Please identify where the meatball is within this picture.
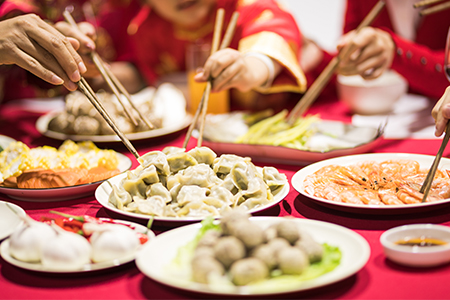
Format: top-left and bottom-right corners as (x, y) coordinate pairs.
(251, 243), (277, 270)
(275, 220), (300, 245)
(278, 246), (309, 275)
(229, 220), (264, 250)
(220, 210), (251, 235)
(73, 115), (100, 135)
(191, 256), (225, 284)
(213, 236), (246, 268)
(267, 237), (290, 257)
(229, 257), (269, 286)
(295, 231), (324, 263)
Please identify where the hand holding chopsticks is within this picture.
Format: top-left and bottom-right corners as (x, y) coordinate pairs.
(286, 0), (386, 125)
(62, 10), (154, 130)
(183, 10), (239, 149)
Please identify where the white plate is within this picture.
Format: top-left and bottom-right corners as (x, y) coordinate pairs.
(0, 153), (132, 202)
(0, 201), (26, 241)
(36, 111), (192, 143)
(95, 173), (289, 223)
(201, 120), (383, 165)
(0, 219), (155, 273)
(292, 153), (450, 214)
(135, 217), (370, 296)
(0, 135), (16, 151)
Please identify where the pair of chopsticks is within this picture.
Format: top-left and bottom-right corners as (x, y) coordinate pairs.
(63, 10), (154, 130)
(286, 0), (386, 125)
(183, 9), (240, 149)
(414, 0), (450, 16)
(77, 78), (140, 159)
(420, 124), (450, 202)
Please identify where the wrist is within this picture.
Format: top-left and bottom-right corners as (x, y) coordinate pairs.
(243, 52), (275, 88)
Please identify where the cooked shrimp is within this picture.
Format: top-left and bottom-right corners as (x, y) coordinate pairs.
(378, 189), (405, 205)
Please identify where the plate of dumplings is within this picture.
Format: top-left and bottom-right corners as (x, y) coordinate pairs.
(95, 146), (290, 223)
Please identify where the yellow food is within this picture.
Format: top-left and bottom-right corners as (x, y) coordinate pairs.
(235, 110), (320, 149)
(0, 140), (119, 185)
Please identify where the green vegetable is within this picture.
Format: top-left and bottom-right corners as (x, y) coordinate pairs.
(235, 110), (320, 150)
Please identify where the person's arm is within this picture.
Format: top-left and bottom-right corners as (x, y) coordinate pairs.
(0, 14), (86, 91)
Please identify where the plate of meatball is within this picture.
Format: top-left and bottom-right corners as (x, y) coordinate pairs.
(135, 212), (370, 295)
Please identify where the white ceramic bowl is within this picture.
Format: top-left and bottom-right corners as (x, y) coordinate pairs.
(337, 70), (408, 115)
(380, 224), (450, 267)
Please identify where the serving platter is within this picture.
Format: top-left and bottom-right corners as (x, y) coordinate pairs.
(200, 117), (384, 165)
(292, 153), (450, 214)
(0, 153), (132, 202)
(95, 172), (289, 223)
(36, 111), (192, 143)
(0, 201), (26, 241)
(0, 219), (155, 273)
(135, 217), (370, 296)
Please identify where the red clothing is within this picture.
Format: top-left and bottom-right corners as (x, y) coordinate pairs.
(98, 0), (306, 94)
(344, 0), (450, 99)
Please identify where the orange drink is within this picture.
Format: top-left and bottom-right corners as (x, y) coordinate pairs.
(187, 70), (229, 115)
(186, 42), (229, 115)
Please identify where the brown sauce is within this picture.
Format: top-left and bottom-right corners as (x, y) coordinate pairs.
(395, 237), (448, 247)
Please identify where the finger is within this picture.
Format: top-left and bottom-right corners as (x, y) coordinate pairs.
(212, 62), (242, 92)
(12, 47), (78, 91)
(29, 22), (86, 81)
(203, 49), (239, 79)
(54, 21), (96, 53)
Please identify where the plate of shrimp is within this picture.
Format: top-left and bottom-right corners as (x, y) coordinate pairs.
(291, 153), (450, 214)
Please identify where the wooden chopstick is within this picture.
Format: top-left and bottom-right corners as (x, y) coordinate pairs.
(77, 78), (140, 159)
(63, 10), (154, 129)
(286, 0), (386, 125)
(419, 0), (450, 15)
(420, 122), (450, 202)
(413, 0), (446, 8)
(183, 10), (239, 149)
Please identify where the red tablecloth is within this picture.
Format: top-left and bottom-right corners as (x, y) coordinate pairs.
(1, 98), (450, 300)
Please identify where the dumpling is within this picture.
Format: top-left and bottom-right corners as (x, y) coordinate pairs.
(176, 185), (209, 205)
(207, 185), (234, 206)
(138, 151), (170, 175)
(213, 154), (251, 176)
(262, 166), (287, 192)
(166, 152), (198, 173)
(177, 164), (222, 188)
(137, 165), (160, 185)
(230, 161), (257, 191)
(134, 196), (166, 216)
(146, 182), (171, 203)
(122, 171), (147, 197)
(187, 147), (217, 166)
(176, 200), (220, 217)
(162, 146), (185, 156)
(109, 184), (132, 210)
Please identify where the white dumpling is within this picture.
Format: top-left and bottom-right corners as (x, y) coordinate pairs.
(162, 146), (185, 156)
(262, 166), (287, 192)
(109, 184), (132, 210)
(176, 185), (209, 205)
(138, 151), (170, 175)
(122, 171), (147, 197)
(89, 224), (140, 263)
(187, 147), (217, 166)
(135, 196), (166, 216)
(176, 200), (220, 217)
(166, 152), (198, 173)
(213, 154), (251, 175)
(9, 222), (57, 263)
(41, 230), (91, 270)
(137, 165), (160, 185)
(146, 182), (171, 203)
(178, 164), (222, 188)
(207, 185), (234, 206)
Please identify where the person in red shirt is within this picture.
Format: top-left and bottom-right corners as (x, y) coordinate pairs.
(336, 0), (450, 100)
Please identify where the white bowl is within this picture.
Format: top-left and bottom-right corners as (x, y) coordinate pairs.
(380, 224), (450, 267)
(337, 70), (408, 115)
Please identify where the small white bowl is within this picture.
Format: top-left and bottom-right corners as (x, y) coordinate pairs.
(380, 224), (450, 267)
(337, 70), (408, 115)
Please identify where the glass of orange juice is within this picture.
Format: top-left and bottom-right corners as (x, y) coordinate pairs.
(186, 42), (229, 115)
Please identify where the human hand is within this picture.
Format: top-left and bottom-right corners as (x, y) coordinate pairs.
(432, 86), (450, 137)
(336, 27), (395, 80)
(0, 14), (87, 91)
(54, 21), (100, 78)
(194, 48), (280, 92)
